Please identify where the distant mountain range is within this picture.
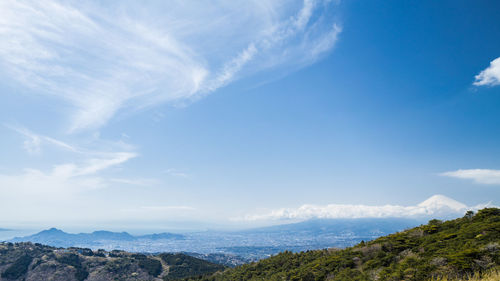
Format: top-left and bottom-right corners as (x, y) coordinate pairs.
(245, 217), (421, 235)
(10, 228), (184, 248)
(8, 218), (423, 261)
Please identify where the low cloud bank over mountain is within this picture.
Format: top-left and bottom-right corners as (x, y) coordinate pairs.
(241, 195), (492, 221)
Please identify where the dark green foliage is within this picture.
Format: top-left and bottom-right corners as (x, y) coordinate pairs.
(104, 257), (133, 274)
(56, 253), (89, 281)
(109, 250), (126, 257)
(1, 254), (33, 279)
(464, 210), (474, 220)
(132, 253), (163, 277)
(186, 208), (500, 281)
(80, 248), (94, 256)
(56, 253), (80, 267)
(94, 249), (106, 257)
(160, 253), (225, 280)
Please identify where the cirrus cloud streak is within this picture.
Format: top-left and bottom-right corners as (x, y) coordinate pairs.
(441, 169), (500, 185)
(0, 0), (341, 132)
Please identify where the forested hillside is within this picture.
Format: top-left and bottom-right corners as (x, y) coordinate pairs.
(187, 208), (500, 281)
(0, 243), (224, 281)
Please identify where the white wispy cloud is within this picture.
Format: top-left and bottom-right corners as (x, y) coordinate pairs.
(1, 127), (138, 192)
(441, 169), (500, 185)
(474, 57), (500, 86)
(5, 125), (78, 154)
(164, 168), (190, 178)
(0, 127), (144, 222)
(6, 124), (135, 158)
(140, 206), (196, 211)
(238, 195), (491, 221)
(0, 0), (341, 131)
(0, 152), (137, 193)
(117, 206), (197, 221)
(109, 178), (159, 186)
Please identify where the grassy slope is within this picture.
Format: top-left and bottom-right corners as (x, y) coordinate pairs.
(430, 268), (499, 281)
(187, 208), (500, 281)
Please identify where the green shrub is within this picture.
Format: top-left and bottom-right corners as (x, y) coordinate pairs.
(57, 253), (89, 281)
(134, 255), (162, 277)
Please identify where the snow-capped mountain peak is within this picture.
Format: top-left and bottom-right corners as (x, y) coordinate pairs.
(418, 194), (467, 211)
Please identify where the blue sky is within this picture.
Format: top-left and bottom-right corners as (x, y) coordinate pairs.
(0, 0), (499, 230)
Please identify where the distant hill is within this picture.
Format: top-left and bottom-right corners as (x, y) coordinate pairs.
(0, 243), (224, 281)
(243, 217), (421, 236)
(10, 228), (184, 248)
(8, 218), (421, 261)
(186, 208), (500, 281)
